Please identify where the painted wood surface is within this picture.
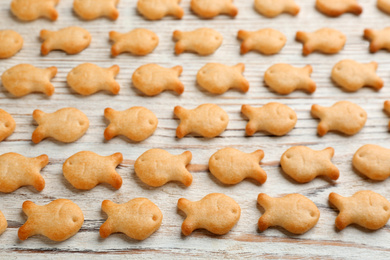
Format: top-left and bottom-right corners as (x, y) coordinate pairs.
(1, 0), (390, 259)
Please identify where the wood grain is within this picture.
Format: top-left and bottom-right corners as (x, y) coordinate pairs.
(1, 0), (390, 259)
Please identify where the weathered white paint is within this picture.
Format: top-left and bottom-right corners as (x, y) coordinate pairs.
(0, 0), (390, 259)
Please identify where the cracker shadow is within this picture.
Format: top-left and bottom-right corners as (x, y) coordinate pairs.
(7, 10), (32, 23)
(14, 235), (68, 245)
(206, 169), (262, 188)
(135, 6), (182, 21)
(262, 78), (314, 96)
(278, 167), (337, 185)
(351, 164), (386, 183)
(383, 104), (390, 123)
(172, 112), (229, 142)
(96, 207), (146, 244)
(330, 76), (380, 93)
(327, 199), (379, 234)
(239, 109), (281, 138)
(30, 135), (87, 146)
(176, 206), (227, 240)
(130, 82), (182, 97)
(61, 170), (120, 193)
(101, 115), (153, 145)
(64, 84), (119, 97)
(256, 201), (306, 237)
(310, 115), (356, 138)
(131, 168), (189, 190)
(0, 84), (53, 100)
(15, 212), (72, 246)
(194, 80), (248, 97)
(71, 9), (118, 22)
(97, 232), (146, 244)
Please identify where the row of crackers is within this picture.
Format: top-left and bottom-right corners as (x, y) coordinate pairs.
(0, 60), (384, 97)
(8, 0), (390, 21)
(2, 26), (390, 58)
(0, 191), (388, 241)
(0, 142), (388, 191)
(0, 101), (389, 142)
(0, 147), (389, 240)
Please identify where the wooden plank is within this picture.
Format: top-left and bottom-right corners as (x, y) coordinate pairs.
(0, 0), (390, 258)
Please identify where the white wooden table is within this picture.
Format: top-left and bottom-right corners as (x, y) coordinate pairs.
(1, 0), (390, 259)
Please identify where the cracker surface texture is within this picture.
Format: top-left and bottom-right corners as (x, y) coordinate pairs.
(132, 64), (184, 96)
(197, 63), (249, 94)
(329, 191), (390, 230)
(296, 28), (346, 55)
(332, 60), (383, 92)
(385, 100), (390, 129)
(378, 0), (390, 14)
(137, 0), (184, 20)
(173, 28), (223, 55)
(316, 0), (362, 17)
(18, 199), (84, 241)
(104, 107), (158, 142)
(209, 148), (267, 184)
(174, 104), (229, 138)
(0, 109), (16, 142)
(63, 151), (123, 190)
(0, 210), (7, 235)
(364, 27), (390, 53)
(109, 29), (159, 56)
(74, 0), (119, 20)
(191, 0), (238, 18)
(100, 198), (163, 240)
(264, 64), (316, 94)
(2, 64), (57, 97)
(281, 146), (339, 183)
(0, 153), (48, 193)
(11, 0), (59, 21)
(67, 63), (120, 95)
(311, 101), (367, 136)
(40, 26), (91, 55)
(0, 30), (23, 59)
(254, 0), (300, 17)
(32, 107), (89, 143)
(178, 193), (241, 235)
(353, 144), (390, 181)
(257, 193), (320, 234)
(241, 103), (297, 136)
(135, 149), (192, 187)
(238, 29), (286, 55)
